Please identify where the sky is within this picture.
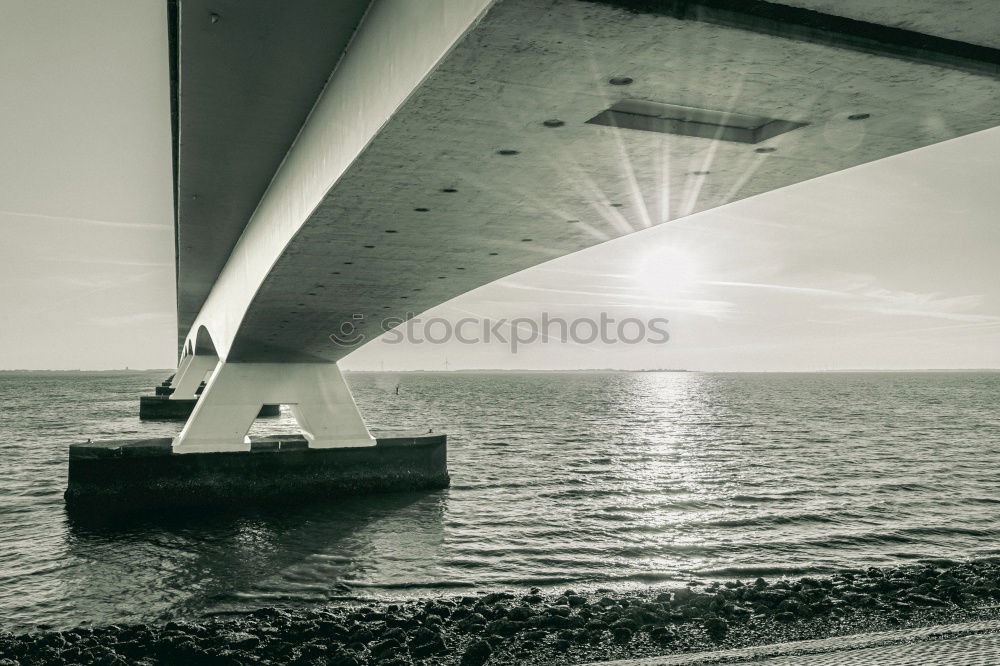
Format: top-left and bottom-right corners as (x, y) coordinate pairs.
(1, 1), (997, 371)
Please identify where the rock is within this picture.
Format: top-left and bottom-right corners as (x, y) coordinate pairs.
(682, 605), (704, 619)
(327, 648), (362, 666)
(507, 606), (533, 622)
(610, 619), (637, 631)
(425, 602), (451, 618)
(841, 592), (873, 608)
(546, 605), (571, 618)
(300, 641), (329, 658)
(409, 634), (446, 658)
(482, 592), (515, 604)
(382, 658), (413, 666)
(460, 639), (492, 666)
(704, 617), (728, 642)
(611, 626), (632, 644)
(371, 638), (402, 657)
(316, 621), (349, 638)
(535, 614), (582, 630)
(649, 626), (678, 644)
(907, 593), (951, 607)
(348, 627), (375, 643)
(222, 631), (259, 649)
(384, 627), (408, 644)
(485, 619), (524, 637)
(553, 638), (571, 651)
(84, 646), (129, 666)
(458, 613), (487, 630)
(473, 604), (496, 620)
(567, 595), (587, 607)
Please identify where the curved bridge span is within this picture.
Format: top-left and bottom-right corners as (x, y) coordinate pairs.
(164, 0), (1000, 452)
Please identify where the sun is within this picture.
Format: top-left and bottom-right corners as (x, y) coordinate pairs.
(633, 241), (704, 299)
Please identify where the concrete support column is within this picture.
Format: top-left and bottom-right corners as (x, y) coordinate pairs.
(172, 362), (374, 454)
(169, 353), (219, 400)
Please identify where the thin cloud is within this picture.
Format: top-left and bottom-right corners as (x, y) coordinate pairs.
(708, 280), (854, 298)
(708, 279), (996, 323)
(90, 311), (173, 326)
(0, 209), (170, 231)
(41, 257), (172, 267)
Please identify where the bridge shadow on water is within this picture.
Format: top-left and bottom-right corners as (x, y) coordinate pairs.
(60, 489), (448, 626)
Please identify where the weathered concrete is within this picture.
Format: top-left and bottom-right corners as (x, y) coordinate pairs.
(64, 433), (448, 509)
(137, 394), (280, 421)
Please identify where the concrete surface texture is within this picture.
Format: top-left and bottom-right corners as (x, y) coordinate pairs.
(588, 618), (1000, 665)
(172, 0), (1000, 363)
(775, 0), (1000, 48)
(173, 0), (372, 344)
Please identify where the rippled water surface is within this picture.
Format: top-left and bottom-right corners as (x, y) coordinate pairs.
(1, 370), (999, 632)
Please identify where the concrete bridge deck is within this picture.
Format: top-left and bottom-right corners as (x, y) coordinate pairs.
(170, 0), (1000, 366)
(591, 618), (1000, 665)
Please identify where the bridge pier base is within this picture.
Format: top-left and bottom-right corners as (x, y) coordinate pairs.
(65, 433), (448, 511)
(172, 362), (375, 454)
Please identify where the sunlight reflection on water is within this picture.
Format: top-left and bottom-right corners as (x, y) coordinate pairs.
(1, 370), (999, 632)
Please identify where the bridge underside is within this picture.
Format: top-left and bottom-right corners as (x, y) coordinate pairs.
(155, 0), (1000, 457)
(223, 0), (1000, 363)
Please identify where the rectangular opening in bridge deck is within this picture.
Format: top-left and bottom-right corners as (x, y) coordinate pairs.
(586, 100), (808, 144)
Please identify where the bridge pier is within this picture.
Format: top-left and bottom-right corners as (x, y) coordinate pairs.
(169, 352), (218, 400)
(139, 354), (282, 421)
(71, 364), (439, 509)
(172, 362), (375, 454)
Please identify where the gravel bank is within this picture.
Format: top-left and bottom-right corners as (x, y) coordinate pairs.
(5, 558), (1000, 665)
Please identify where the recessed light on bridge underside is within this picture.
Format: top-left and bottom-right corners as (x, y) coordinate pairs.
(586, 100), (808, 144)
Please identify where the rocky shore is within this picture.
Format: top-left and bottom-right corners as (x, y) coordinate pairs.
(5, 558), (1000, 665)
